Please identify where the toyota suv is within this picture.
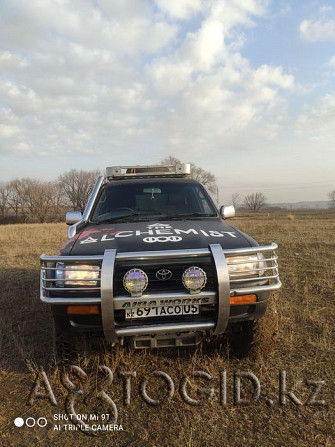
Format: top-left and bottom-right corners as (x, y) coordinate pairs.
(40, 164), (281, 357)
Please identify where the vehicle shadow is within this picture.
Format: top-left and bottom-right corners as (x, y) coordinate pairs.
(0, 268), (54, 373)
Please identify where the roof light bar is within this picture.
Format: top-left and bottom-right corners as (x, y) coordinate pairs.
(106, 164), (191, 179)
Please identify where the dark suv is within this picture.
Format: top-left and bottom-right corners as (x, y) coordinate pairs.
(41, 164), (281, 357)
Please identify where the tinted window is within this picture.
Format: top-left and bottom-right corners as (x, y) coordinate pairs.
(91, 181), (217, 222)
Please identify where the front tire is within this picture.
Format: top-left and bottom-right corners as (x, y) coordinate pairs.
(229, 320), (257, 358)
(52, 317), (78, 363)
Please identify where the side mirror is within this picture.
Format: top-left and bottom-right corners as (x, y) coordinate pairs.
(220, 205), (235, 219)
(66, 211), (83, 225)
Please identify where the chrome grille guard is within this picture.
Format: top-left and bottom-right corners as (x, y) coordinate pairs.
(40, 243), (281, 342)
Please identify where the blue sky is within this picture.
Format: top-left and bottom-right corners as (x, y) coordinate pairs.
(0, 0), (334, 203)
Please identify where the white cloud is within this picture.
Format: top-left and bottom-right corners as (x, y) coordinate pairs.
(154, 0), (204, 20)
(0, 51), (29, 69)
(0, 0), (295, 172)
(295, 94), (335, 138)
(147, 0), (273, 93)
(181, 19), (225, 71)
(208, 0), (269, 32)
(329, 55), (335, 67)
(299, 18), (335, 42)
(148, 56), (293, 163)
(0, 0), (177, 55)
(253, 65), (294, 89)
(147, 60), (193, 95)
(0, 80), (42, 116)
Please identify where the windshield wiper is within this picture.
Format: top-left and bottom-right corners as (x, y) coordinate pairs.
(167, 213), (217, 219)
(94, 211), (216, 224)
(94, 211), (162, 224)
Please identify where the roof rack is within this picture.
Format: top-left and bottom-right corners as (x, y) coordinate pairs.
(106, 164), (191, 179)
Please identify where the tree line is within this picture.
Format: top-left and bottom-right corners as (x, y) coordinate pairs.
(0, 170), (100, 223)
(0, 166), (269, 224)
(4, 160), (324, 224)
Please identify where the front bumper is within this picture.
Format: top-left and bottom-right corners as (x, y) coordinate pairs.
(41, 244), (281, 344)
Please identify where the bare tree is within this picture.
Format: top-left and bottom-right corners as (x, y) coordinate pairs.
(22, 179), (57, 222)
(329, 190), (335, 208)
(5, 178), (55, 221)
(244, 192), (267, 212)
(58, 169), (100, 210)
(160, 156), (217, 194)
(49, 181), (66, 216)
(0, 181), (10, 217)
(7, 179), (28, 218)
(230, 193), (240, 208)
(3, 177), (79, 222)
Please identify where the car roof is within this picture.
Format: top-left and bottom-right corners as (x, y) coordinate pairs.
(105, 177), (200, 186)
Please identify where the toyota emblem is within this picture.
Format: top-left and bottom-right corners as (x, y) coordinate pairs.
(155, 269), (173, 281)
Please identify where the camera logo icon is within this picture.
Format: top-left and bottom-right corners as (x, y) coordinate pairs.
(14, 417), (47, 428)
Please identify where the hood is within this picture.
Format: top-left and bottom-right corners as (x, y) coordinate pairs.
(63, 219), (258, 256)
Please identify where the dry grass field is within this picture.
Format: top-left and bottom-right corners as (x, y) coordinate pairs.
(0, 211), (334, 446)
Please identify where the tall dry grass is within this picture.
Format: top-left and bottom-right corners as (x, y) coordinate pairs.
(0, 212), (334, 446)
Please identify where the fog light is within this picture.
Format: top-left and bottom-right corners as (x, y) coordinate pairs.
(182, 266), (207, 294)
(123, 269), (148, 296)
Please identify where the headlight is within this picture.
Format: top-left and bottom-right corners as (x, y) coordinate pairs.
(182, 266), (207, 294)
(55, 263), (100, 286)
(123, 269), (148, 296)
(227, 254), (265, 278)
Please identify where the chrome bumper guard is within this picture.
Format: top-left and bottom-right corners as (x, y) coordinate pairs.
(40, 243), (281, 343)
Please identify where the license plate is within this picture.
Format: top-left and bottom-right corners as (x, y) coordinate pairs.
(125, 304), (199, 319)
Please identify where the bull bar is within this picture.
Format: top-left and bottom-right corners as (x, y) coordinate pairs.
(41, 243), (281, 344)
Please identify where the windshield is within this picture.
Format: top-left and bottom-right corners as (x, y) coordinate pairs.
(91, 181), (218, 223)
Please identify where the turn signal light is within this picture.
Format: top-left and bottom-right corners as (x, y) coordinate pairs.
(67, 305), (100, 315)
(229, 295), (257, 305)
